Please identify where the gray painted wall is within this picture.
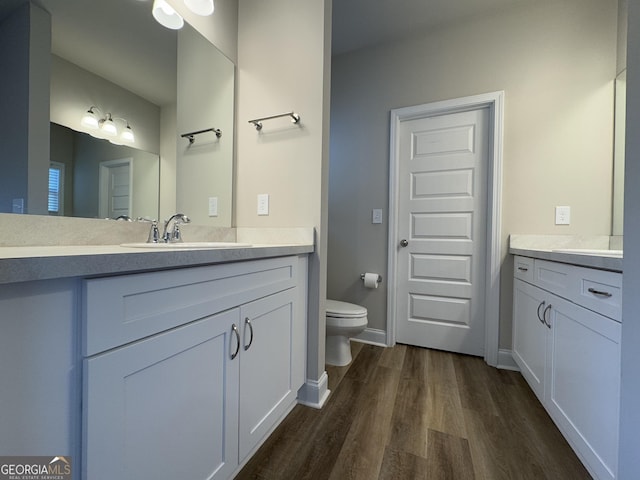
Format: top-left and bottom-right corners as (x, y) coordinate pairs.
(328, 0), (618, 349)
(0, 3), (50, 215)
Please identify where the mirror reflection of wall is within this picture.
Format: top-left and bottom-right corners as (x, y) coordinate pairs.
(612, 69), (626, 236)
(50, 123), (160, 220)
(0, 0), (236, 227)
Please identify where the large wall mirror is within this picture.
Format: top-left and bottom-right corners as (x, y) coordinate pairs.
(0, 0), (234, 225)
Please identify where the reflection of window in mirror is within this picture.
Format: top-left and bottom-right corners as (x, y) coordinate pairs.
(48, 162), (65, 216)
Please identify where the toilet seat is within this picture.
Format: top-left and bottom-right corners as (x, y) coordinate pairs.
(326, 300), (367, 318)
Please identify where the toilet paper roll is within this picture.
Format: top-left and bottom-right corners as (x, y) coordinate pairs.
(363, 272), (380, 289)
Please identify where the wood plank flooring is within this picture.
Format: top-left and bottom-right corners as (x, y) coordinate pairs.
(236, 343), (591, 480)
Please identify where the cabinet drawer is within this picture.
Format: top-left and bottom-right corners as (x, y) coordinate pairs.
(575, 268), (622, 322)
(532, 259), (622, 322)
(514, 256), (534, 283)
(83, 256), (298, 356)
(534, 259), (572, 299)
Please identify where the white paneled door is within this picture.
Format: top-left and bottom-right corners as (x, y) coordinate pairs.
(396, 108), (489, 356)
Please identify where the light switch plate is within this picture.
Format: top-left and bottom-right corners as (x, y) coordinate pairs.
(208, 197), (218, 217)
(372, 209), (383, 224)
(257, 194), (269, 216)
(555, 206), (571, 225)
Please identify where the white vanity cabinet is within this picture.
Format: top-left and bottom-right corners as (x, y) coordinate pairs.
(82, 256), (307, 480)
(512, 256), (621, 480)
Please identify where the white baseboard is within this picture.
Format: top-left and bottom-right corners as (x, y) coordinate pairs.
(297, 371), (330, 409)
(497, 349), (519, 371)
(351, 327), (388, 347)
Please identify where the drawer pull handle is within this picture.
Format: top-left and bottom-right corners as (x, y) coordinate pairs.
(244, 317), (254, 351)
(588, 288), (613, 298)
(231, 324), (241, 360)
(518, 266), (529, 272)
(542, 304), (552, 329)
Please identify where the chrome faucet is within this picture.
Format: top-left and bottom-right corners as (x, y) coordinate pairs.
(162, 213), (190, 243)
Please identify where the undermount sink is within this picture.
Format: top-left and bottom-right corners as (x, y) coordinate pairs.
(552, 248), (623, 257)
(121, 242), (252, 249)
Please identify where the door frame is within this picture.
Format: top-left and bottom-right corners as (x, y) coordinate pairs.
(98, 157), (133, 219)
(387, 91), (504, 366)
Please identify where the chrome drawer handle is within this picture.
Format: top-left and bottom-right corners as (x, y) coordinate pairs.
(231, 324), (241, 360)
(244, 317), (254, 351)
(588, 288), (613, 298)
(517, 266), (529, 272)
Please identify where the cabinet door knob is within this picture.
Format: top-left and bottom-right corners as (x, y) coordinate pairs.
(400, 239), (409, 247)
(231, 324), (241, 360)
(244, 317), (254, 351)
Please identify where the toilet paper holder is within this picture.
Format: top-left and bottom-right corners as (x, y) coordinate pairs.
(360, 273), (382, 283)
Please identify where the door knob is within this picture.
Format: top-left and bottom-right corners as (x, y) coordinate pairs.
(400, 239), (409, 247)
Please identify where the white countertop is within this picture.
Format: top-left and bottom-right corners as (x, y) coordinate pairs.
(0, 243), (314, 285)
(509, 234), (622, 272)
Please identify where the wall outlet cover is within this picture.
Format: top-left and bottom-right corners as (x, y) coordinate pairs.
(555, 206), (571, 225)
(257, 194), (269, 216)
(208, 197), (218, 217)
(372, 209), (383, 224)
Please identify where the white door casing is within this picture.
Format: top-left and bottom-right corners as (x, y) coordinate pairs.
(99, 158), (132, 219)
(388, 92), (504, 365)
(395, 108), (489, 356)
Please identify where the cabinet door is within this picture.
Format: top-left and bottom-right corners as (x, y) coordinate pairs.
(83, 309), (240, 480)
(546, 295), (621, 480)
(238, 288), (299, 461)
(512, 279), (548, 402)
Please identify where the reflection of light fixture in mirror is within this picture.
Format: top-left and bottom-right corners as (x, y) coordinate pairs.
(100, 113), (118, 136)
(80, 107), (135, 143)
(81, 107), (100, 129)
(152, 0), (184, 30)
(121, 122), (135, 143)
(184, 0), (214, 16)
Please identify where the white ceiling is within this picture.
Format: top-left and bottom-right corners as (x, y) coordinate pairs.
(0, 0), (532, 102)
(331, 0), (527, 55)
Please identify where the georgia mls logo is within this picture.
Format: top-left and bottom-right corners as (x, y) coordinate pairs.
(0, 456), (72, 480)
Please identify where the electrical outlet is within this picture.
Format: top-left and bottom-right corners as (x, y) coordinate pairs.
(208, 197), (218, 217)
(555, 206), (571, 225)
(372, 209), (383, 224)
(257, 194), (269, 216)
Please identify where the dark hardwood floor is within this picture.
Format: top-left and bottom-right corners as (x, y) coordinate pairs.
(236, 343), (591, 480)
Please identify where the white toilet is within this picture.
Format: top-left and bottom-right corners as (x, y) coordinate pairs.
(325, 299), (368, 366)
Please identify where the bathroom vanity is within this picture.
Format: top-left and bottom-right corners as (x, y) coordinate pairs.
(0, 241), (313, 480)
(510, 240), (622, 480)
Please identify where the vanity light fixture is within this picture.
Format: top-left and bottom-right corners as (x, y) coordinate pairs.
(81, 107), (100, 129)
(121, 122), (135, 143)
(152, 0), (184, 30)
(80, 106), (136, 143)
(100, 113), (118, 136)
(151, 0), (215, 30)
(184, 0), (214, 16)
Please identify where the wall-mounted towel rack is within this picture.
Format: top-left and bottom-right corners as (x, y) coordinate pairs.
(248, 112), (301, 131)
(181, 127), (222, 144)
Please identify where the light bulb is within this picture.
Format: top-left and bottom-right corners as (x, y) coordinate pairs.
(81, 108), (99, 129)
(184, 0), (214, 16)
(153, 0), (184, 30)
(100, 115), (118, 136)
(121, 124), (135, 143)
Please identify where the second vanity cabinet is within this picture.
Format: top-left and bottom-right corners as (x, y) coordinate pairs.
(82, 256), (307, 480)
(512, 255), (621, 480)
